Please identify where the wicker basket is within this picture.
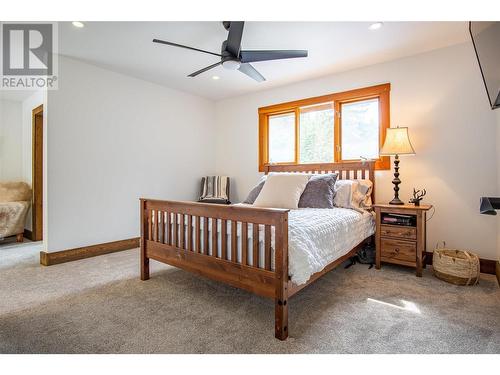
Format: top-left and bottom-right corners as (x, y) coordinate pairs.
(432, 244), (480, 286)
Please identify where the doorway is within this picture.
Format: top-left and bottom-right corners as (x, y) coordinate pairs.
(31, 105), (43, 241)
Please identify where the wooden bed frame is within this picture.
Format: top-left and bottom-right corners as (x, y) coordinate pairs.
(140, 161), (375, 340)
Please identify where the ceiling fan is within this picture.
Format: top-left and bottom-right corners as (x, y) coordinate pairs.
(152, 21), (308, 82)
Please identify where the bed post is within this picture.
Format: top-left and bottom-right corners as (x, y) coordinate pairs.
(274, 212), (289, 340)
(140, 199), (150, 281)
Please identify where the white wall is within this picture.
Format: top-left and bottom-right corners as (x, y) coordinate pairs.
(215, 42), (499, 260)
(46, 56), (216, 252)
(0, 99), (23, 181)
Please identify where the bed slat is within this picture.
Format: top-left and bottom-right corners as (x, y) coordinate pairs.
(172, 213), (178, 248)
(211, 218), (218, 257)
(179, 214), (185, 249)
(241, 222), (248, 265)
(195, 216), (200, 253)
(152, 210), (158, 242)
(148, 210), (152, 241)
(159, 211), (165, 243)
(221, 219), (227, 260)
(165, 212), (171, 245)
(252, 223), (259, 268)
(231, 220), (237, 262)
(187, 215), (192, 251)
(265, 225), (271, 270)
(203, 217), (209, 255)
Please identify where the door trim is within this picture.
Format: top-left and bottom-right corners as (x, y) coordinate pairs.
(31, 104), (43, 241)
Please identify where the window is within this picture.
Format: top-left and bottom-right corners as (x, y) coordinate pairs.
(258, 84), (390, 171)
(299, 103), (334, 163)
(340, 98), (380, 160)
(268, 112), (295, 163)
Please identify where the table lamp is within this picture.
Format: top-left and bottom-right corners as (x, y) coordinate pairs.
(380, 126), (415, 205)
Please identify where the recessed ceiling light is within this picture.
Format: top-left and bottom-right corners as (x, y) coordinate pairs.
(72, 21), (85, 28)
(212, 76), (220, 80)
(368, 22), (384, 31)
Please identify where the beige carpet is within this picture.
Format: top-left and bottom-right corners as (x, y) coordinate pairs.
(0, 244), (499, 353)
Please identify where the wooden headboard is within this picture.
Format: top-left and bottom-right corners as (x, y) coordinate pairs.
(263, 161), (376, 202)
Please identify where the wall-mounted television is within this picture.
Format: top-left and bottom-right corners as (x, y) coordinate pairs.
(469, 22), (500, 110)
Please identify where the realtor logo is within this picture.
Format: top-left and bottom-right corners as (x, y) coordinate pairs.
(3, 23), (53, 75)
(1, 22), (58, 89)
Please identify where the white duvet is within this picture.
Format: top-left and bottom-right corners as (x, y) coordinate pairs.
(169, 207), (375, 285)
(286, 208), (375, 285)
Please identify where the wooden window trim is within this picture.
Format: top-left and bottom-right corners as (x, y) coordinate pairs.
(258, 83), (391, 172)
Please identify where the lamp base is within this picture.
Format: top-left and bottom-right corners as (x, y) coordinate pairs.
(389, 197), (405, 205)
(389, 154), (404, 205)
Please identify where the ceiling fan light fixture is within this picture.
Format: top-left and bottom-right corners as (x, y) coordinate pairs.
(222, 59), (241, 70)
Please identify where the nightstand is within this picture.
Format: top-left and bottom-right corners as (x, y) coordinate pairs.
(373, 203), (432, 277)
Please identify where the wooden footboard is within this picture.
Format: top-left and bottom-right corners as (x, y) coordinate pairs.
(140, 199), (291, 340)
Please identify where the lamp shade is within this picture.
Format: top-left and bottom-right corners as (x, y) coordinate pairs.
(380, 127), (415, 156)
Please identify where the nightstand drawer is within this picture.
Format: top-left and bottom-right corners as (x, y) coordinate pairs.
(380, 238), (416, 262)
(380, 225), (416, 240)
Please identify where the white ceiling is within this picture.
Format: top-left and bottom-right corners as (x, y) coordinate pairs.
(58, 22), (469, 100)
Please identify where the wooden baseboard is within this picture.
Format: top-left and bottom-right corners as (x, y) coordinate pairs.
(496, 261), (500, 287)
(424, 251), (497, 275)
(23, 229), (33, 241)
(40, 237), (140, 266)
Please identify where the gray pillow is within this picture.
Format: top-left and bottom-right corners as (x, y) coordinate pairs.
(298, 173), (338, 208)
(242, 178), (266, 204)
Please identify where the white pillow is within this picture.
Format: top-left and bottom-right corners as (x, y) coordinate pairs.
(357, 179), (373, 208)
(333, 179), (373, 212)
(333, 180), (358, 210)
(253, 173), (311, 209)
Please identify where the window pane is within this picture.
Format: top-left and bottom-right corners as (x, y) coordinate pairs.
(268, 112), (295, 163)
(341, 98), (379, 160)
(299, 103), (334, 163)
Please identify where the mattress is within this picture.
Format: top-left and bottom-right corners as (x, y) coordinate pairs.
(167, 207), (375, 285)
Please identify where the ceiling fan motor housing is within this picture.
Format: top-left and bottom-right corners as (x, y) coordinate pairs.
(220, 40), (241, 69)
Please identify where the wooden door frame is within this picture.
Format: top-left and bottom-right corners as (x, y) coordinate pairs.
(31, 105), (43, 241)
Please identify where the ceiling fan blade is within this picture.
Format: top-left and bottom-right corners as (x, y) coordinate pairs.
(153, 39), (221, 57)
(226, 21), (244, 56)
(238, 63), (266, 82)
(188, 61), (222, 77)
(240, 50), (308, 63)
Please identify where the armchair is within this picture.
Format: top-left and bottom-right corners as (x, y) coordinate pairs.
(0, 182), (32, 242)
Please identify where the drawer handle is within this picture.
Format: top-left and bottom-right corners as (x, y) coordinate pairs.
(395, 248), (400, 253)
(381, 229), (414, 236)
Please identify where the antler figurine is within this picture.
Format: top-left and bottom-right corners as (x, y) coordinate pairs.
(409, 188), (426, 206)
